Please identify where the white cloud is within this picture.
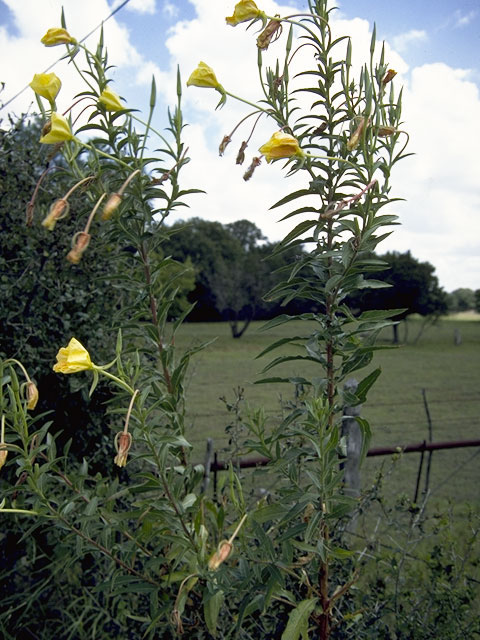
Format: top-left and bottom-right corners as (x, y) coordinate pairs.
(112, 0), (156, 14)
(453, 9), (477, 28)
(392, 29), (428, 53)
(162, 1), (179, 19)
(1, 0), (479, 291)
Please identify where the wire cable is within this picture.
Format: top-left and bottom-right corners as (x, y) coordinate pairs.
(0, 0), (131, 113)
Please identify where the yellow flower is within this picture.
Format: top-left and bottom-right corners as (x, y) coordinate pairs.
(39, 112), (74, 144)
(382, 69), (397, 85)
(41, 27), (76, 47)
(258, 131), (303, 162)
(26, 382), (39, 410)
(30, 73), (61, 105)
(53, 338), (95, 374)
(187, 62), (222, 89)
(98, 88), (124, 112)
(226, 0), (263, 26)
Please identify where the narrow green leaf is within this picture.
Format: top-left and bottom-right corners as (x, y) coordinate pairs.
(204, 590), (224, 638)
(281, 598), (317, 640)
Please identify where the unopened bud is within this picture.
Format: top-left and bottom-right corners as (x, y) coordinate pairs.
(382, 69), (397, 85)
(377, 126), (397, 137)
(236, 141), (248, 165)
(219, 135), (231, 156)
(42, 198), (69, 230)
(102, 193), (122, 220)
(208, 540), (233, 570)
(26, 381), (39, 410)
(114, 431), (133, 467)
(66, 231), (91, 264)
(243, 156), (261, 181)
(347, 117), (367, 151)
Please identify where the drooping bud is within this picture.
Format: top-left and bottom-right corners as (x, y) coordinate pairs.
(41, 198), (69, 231)
(26, 381), (39, 410)
(236, 141), (248, 165)
(243, 156), (261, 181)
(219, 135), (232, 156)
(101, 193), (122, 220)
(208, 540), (233, 570)
(114, 432), (133, 467)
(66, 232), (91, 264)
(0, 417), (7, 472)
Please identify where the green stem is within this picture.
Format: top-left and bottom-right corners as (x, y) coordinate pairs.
(94, 367), (135, 395)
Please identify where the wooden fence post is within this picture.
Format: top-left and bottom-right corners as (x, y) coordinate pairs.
(202, 437), (213, 493)
(341, 378), (362, 499)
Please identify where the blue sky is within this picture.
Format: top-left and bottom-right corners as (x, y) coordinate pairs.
(0, 0), (479, 291)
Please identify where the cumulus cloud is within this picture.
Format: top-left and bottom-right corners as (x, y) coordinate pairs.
(392, 29), (428, 52)
(1, 0), (479, 290)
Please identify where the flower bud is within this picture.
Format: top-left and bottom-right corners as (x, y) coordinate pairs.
(114, 432), (133, 467)
(208, 540), (233, 570)
(26, 382), (39, 410)
(66, 232), (91, 264)
(377, 126), (397, 137)
(41, 198), (69, 231)
(382, 69), (397, 85)
(347, 117), (367, 151)
(236, 141), (248, 165)
(0, 447), (7, 471)
(243, 156), (261, 181)
(98, 88), (124, 112)
(41, 27), (76, 47)
(101, 193), (122, 220)
(219, 135), (231, 156)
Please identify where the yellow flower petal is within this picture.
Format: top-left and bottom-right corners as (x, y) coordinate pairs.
(187, 62), (221, 89)
(258, 131), (303, 162)
(98, 88), (124, 112)
(53, 338), (95, 374)
(30, 73), (62, 104)
(40, 112), (74, 145)
(41, 27), (75, 47)
(226, 0), (262, 26)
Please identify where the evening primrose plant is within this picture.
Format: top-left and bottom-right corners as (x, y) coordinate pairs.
(1, 2), (410, 639)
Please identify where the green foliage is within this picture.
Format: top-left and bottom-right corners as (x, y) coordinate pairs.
(1, 4), (477, 640)
(447, 287), (476, 312)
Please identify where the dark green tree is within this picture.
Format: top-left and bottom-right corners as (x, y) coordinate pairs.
(447, 288), (475, 312)
(475, 289), (480, 313)
(348, 251), (448, 343)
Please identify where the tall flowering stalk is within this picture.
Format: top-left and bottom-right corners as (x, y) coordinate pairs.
(0, 3), (410, 639)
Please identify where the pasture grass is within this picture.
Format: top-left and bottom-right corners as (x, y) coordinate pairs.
(175, 317), (480, 506)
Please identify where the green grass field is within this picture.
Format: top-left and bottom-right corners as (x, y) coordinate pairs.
(175, 317), (480, 506)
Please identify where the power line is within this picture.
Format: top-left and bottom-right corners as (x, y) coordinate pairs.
(0, 0), (131, 114)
